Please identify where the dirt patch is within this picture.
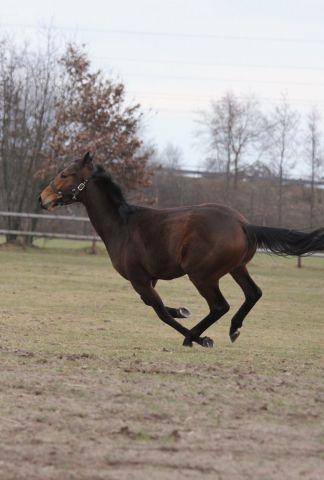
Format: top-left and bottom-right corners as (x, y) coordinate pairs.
(0, 351), (323, 480)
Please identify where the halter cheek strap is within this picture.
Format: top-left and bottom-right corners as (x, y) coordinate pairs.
(50, 178), (89, 204)
(71, 180), (88, 200)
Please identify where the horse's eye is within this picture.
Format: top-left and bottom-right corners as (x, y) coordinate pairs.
(61, 173), (67, 179)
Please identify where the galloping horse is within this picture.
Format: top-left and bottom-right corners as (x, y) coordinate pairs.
(39, 153), (324, 347)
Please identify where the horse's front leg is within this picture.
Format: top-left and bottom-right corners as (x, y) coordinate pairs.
(165, 306), (191, 319)
(150, 280), (191, 319)
(132, 281), (208, 347)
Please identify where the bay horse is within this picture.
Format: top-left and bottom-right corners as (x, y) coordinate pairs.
(39, 153), (324, 347)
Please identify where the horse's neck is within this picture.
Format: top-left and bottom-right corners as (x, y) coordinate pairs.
(82, 181), (126, 253)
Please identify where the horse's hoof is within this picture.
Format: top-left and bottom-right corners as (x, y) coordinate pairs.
(178, 307), (191, 318)
(183, 337), (193, 347)
(201, 336), (214, 348)
(230, 330), (240, 343)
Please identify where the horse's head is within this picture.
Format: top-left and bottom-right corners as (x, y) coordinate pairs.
(39, 152), (94, 210)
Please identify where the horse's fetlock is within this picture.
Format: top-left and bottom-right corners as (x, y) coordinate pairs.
(183, 336), (193, 347)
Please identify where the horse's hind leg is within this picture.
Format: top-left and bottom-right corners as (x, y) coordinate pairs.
(229, 266), (262, 342)
(183, 277), (230, 347)
(151, 280), (191, 319)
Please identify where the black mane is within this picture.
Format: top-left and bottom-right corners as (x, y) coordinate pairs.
(92, 165), (134, 222)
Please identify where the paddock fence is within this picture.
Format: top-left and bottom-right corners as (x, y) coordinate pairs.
(0, 211), (101, 252)
(0, 211), (323, 265)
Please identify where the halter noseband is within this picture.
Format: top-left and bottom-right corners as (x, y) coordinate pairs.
(50, 177), (89, 205)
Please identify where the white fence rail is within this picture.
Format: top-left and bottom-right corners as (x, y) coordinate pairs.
(0, 211), (101, 242)
(0, 211), (89, 221)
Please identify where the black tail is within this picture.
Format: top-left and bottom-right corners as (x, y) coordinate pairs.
(244, 224), (324, 256)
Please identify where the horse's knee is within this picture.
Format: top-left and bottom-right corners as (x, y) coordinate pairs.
(248, 286), (262, 304)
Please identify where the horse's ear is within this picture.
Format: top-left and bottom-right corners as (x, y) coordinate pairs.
(81, 151), (93, 168)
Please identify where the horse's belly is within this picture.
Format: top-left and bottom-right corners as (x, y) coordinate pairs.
(148, 258), (185, 280)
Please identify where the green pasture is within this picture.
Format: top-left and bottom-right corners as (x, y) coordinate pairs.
(0, 241), (323, 367)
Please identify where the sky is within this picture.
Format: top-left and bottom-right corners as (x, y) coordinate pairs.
(1, 0), (324, 171)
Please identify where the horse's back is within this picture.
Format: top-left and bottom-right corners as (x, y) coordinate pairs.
(127, 203), (250, 280)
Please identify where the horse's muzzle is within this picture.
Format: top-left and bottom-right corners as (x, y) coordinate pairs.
(38, 195), (45, 209)
(39, 193), (57, 210)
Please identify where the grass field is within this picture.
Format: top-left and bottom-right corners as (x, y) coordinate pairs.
(0, 242), (323, 479)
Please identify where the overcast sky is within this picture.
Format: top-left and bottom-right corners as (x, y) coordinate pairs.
(2, 0), (324, 170)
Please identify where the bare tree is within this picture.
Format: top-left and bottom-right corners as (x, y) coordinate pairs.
(0, 40), (154, 244)
(265, 95), (300, 226)
(148, 143), (185, 206)
(196, 92), (265, 204)
(304, 108), (323, 227)
(159, 143), (184, 170)
(0, 36), (58, 243)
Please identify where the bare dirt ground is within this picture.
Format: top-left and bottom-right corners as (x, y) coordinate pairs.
(0, 246), (323, 479)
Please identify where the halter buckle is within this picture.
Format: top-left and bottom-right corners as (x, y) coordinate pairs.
(77, 182), (86, 191)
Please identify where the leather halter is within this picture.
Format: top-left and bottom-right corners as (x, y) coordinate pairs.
(50, 177), (89, 205)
